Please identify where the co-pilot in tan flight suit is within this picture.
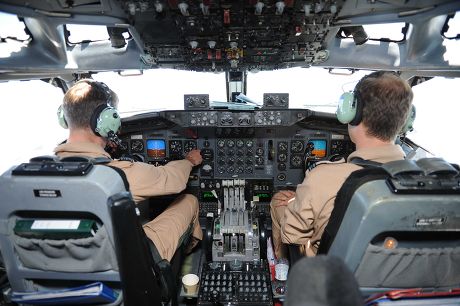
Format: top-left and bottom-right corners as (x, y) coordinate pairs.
(271, 144), (405, 258)
(54, 142), (202, 262)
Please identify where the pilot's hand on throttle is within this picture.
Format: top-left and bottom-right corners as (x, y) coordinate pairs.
(185, 149), (203, 166)
(272, 190), (296, 207)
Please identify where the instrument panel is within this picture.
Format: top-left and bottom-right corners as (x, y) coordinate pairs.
(117, 108), (354, 274)
(116, 109), (354, 192)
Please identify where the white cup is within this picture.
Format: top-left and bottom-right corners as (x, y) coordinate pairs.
(275, 263), (289, 281)
(182, 273), (199, 295)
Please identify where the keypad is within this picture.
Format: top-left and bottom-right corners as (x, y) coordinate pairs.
(198, 261), (272, 305)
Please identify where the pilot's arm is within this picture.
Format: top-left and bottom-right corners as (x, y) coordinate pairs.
(112, 149), (202, 203)
(271, 190), (296, 206)
(280, 165), (330, 256)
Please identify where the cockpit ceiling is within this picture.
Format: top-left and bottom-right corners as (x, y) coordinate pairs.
(0, 0), (460, 77)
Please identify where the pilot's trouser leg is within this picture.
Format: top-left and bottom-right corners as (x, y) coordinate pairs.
(143, 194), (202, 262)
(270, 201), (288, 259)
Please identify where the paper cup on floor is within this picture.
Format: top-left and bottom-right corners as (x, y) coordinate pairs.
(182, 273), (199, 295)
(275, 263), (289, 281)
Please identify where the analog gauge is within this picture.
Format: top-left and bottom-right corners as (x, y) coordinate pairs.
(130, 139), (144, 153)
(227, 139), (235, 147)
(236, 139), (245, 148)
(169, 140), (183, 154)
(218, 149), (226, 157)
(278, 153), (287, 162)
(118, 141), (129, 152)
(184, 140), (197, 153)
(290, 154), (303, 168)
(330, 140), (345, 155)
(217, 139), (226, 148)
(291, 140), (304, 153)
(256, 147), (264, 156)
(278, 141), (288, 151)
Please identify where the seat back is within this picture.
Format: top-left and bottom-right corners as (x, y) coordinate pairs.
(0, 159), (164, 305)
(319, 158), (460, 295)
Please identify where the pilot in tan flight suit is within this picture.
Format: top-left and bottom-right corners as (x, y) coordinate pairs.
(271, 71), (414, 258)
(54, 79), (202, 262)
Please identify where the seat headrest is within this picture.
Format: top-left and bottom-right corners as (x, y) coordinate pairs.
(285, 256), (364, 306)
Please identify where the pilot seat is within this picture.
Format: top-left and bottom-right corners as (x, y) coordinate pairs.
(317, 157), (460, 295)
(0, 156), (186, 306)
(286, 157), (460, 296)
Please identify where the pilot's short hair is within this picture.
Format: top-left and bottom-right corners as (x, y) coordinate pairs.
(62, 79), (118, 129)
(356, 71), (413, 141)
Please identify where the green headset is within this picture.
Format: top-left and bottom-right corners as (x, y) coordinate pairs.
(336, 90), (363, 126)
(336, 71), (415, 134)
(400, 103), (416, 134)
(57, 81), (121, 139)
(336, 90), (416, 134)
(337, 71), (388, 126)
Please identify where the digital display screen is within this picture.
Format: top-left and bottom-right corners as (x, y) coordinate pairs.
(201, 191), (217, 202)
(254, 192), (272, 202)
(146, 139), (166, 158)
(310, 139), (327, 158)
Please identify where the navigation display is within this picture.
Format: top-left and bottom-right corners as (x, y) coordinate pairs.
(310, 139), (327, 158)
(146, 139), (166, 158)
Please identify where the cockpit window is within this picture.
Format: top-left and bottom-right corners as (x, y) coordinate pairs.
(93, 69), (227, 114)
(442, 12), (460, 39)
(66, 24), (130, 44)
(338, 23), (408, 43)
(409, 77), (460, 165)
(246, 68), (370, 112)
(0, 11), (30, 41)
(0, 80), (66, 174)
(93, 68), (372, 114)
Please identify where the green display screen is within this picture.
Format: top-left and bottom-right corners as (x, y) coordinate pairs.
(254, 192), (272, 202)
(201, 191), (216, 202)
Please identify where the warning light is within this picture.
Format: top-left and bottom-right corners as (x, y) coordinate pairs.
(383, 237), (398, 249)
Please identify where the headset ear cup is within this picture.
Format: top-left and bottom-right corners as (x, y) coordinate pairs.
(400, 104), (416, 134)
(349, 90), (363, 126)
(90, 104), (108, 137)
(90, 104), (121, 138)
(57, 105), (68, 129)
(336, 92), (357, 124)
